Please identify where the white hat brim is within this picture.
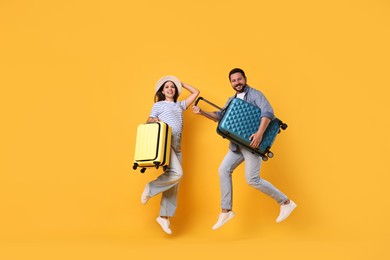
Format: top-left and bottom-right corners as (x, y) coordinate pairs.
(155, 75), (182, 95)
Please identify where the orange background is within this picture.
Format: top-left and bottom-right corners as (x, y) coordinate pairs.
(1, 0), (389, 259)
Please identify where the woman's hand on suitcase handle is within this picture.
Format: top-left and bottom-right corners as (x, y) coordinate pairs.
(192, 106), (219, 122)
(147, 117), (160, 123)
(192, 105), (202, 114)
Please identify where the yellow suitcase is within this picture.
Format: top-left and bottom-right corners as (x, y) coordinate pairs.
(132, 122), (172, 173)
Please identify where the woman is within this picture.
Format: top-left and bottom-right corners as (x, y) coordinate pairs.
(141, 75), (199, 234)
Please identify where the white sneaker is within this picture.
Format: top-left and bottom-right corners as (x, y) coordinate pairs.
(212, 211), (235, 230)
(141, 184), (150, 205)
(276, 200), (297, 223)
(156, 217), (172, 234)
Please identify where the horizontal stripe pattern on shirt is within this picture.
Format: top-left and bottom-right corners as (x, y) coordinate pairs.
(150, 100), (187, 135)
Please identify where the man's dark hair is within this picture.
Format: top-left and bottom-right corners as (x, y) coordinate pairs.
(228, 68), (246, 80)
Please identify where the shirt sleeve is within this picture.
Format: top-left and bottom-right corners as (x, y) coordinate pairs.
(254, 91), (274, 119)
(179, 100), (187, 110)
(149, 103), (160, 118)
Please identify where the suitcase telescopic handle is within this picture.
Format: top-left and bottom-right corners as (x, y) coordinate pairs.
(195, 97), (223, 110)
(194, 97), (222, 122)
(194, 96), (203, 106)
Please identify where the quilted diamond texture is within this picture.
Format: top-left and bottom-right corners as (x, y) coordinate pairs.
(218, 98), (282, 154)
(221, 100), (261, 141)
(259, 120), (280, 151)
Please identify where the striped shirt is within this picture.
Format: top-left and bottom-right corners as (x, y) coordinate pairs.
(150, 100), (187, 135)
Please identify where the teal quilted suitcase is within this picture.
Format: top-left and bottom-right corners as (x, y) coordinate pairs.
(195, 97), (287, 160)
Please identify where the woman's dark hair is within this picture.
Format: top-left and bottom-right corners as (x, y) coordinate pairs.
(228, 68), (246, 80)
(154, 81), (179, 102)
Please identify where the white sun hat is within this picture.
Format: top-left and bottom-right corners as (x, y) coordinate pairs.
(155, 75), (182, 95)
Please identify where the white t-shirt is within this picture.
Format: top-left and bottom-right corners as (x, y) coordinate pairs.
(236, 92), (246, 100)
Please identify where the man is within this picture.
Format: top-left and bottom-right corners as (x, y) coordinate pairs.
(192, 68), (297, 230)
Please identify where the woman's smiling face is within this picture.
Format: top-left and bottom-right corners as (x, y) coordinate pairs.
(162, 81), (176, 100)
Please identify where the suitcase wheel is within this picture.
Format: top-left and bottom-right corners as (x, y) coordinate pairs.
(267, 151), (274, 158)
(163, 165), (168, 171)
(140, 168), (146, 173)
(262, 156), (268, 161)
(133, 163), (138, 170)
(281, 123), (288, 130)
(154, 162), (160, 169)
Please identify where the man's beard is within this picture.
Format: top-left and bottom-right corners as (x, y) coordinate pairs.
(234, 84), (246, 93)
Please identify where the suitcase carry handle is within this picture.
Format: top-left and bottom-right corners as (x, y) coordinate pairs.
(194, 97), (223, 122)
